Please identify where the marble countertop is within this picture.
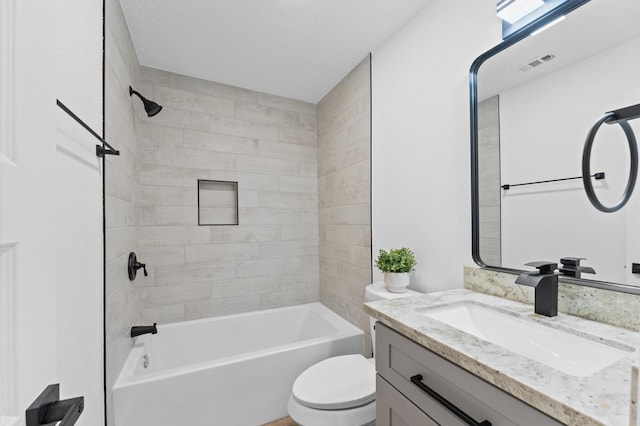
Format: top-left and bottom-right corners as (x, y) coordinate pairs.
(364, 289), (640, 426)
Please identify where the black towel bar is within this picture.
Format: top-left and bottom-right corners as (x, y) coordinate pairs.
(56, 99), (120, 157)
(502, 172), (604, 190)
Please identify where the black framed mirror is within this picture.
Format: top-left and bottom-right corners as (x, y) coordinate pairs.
(470, 0), (640, 294)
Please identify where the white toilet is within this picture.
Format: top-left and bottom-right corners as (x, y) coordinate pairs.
(287, 282), (422, 426)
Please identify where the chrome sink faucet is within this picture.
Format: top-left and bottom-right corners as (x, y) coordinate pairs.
(515, 262), (560, 317)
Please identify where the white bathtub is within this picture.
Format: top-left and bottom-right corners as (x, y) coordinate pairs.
(112, 302), (364, 426)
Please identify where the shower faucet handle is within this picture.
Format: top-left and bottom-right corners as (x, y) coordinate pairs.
(138, 262), (148, 276)
(128, 252), (148, 280)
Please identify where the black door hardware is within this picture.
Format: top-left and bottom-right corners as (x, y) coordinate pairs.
(128, 252), (148, 281)
(410, 374), (491, 426)
(26, 384), (83, 426)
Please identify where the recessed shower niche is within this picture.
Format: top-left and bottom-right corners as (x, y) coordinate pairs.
(197, 180), (239, 226)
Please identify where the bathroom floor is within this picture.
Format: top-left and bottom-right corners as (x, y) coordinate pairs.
(262, 417), (297, 426)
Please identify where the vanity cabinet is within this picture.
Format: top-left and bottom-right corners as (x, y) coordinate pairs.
(375, 323), (563, 426)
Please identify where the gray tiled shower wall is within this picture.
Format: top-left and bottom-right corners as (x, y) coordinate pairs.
(104, 0), (143, 416)
(477, 96), (501, 266)
(135, 67), (320, 324)
(317, 57), (373, 353)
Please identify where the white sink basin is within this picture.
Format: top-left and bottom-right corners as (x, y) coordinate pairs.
(418, 302), (631, 377)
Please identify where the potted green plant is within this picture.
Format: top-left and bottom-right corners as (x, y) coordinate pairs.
(375, 247), (417, 293)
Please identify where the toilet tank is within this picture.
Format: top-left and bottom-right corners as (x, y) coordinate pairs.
(365, 282), (422, 357)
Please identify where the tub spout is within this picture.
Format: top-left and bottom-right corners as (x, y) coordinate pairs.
(131, 323), (157, 338)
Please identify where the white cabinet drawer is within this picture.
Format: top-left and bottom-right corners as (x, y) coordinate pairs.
(375, 323), (563, 426)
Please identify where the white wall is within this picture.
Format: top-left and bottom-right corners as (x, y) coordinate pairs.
(55, 0), (104, 424)
(55, 111), (104, 426)
(372, 0), (502, 293)
(56, 0), (103, 131)
(500, 38), (640, 284)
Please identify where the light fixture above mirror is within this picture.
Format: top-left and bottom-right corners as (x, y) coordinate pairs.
(497, 0), (588, 40)
(497, 0), (544, 24)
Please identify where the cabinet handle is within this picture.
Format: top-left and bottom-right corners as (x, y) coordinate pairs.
(410, 374), (491, 426)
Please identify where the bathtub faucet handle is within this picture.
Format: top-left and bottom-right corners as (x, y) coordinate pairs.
(128, 252), (148, 280)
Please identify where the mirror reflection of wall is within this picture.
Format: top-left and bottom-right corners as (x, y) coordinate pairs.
(475, 0), (640, 286)
(478, 96), (501, 267)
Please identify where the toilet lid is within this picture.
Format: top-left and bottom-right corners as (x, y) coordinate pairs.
(292, 354), (376, 410)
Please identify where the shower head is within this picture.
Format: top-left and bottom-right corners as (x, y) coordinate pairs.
(129, 86), (163, 117)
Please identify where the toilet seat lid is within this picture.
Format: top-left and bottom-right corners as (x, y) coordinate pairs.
(292, 354), (376, 410)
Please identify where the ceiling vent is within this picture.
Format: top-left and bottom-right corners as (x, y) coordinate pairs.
(517, 53), (556, 72)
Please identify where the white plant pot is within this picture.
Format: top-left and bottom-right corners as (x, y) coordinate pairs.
(383, 272), (410, 293)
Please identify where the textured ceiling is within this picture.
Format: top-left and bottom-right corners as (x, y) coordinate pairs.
(119, 0), (430, 103)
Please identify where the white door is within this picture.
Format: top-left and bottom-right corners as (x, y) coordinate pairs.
(0, 0), (60, 424)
